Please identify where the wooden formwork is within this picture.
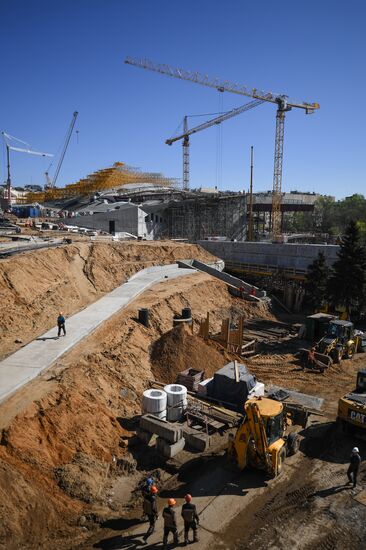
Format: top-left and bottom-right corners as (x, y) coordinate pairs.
(198, 313), (256, 357)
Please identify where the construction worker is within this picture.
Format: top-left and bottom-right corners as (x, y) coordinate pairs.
(308, 346), (316, 366)
(181, 494), (199, 545)
(162, 498), (178, 549)
(142, 485), (158, 543)
(347, 447), (361, 488)
(141, 476), (154, 520)
(142, 476), (154, 498)
(57, 312), (66, 337)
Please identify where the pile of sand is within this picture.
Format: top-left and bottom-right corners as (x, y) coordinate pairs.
(150, 324), (236, 383)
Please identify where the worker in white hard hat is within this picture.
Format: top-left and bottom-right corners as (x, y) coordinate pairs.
(347, 447), (361, 488)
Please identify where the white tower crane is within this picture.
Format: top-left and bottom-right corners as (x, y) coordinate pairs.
(2, 132), (53, 209)
(125, 57), (319, 240)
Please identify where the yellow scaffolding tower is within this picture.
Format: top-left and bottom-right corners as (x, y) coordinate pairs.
(21, 162), (176, 204)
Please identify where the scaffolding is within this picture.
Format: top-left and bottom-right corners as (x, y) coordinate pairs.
(167, 193), (246, 241)
(19, 162), (177, 204)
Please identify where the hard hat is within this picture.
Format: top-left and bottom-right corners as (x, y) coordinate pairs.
(168, 498), (176, 506)
(151, 486), (158, 494)
(146, 477), (153, 486)
(184, 494), (192, 503)
(352, 447), (359, 453)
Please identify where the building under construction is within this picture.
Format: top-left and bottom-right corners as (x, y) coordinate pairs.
(164, 192), (246, 241)
(67, 185), (246, 241)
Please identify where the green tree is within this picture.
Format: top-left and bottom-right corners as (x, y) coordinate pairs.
(328, 220), (366, 312)
(305, 252), (329, 311)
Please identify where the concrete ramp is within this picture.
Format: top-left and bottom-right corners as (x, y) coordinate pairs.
(0, 264), (197, 404)
(179, 259), (266, 299)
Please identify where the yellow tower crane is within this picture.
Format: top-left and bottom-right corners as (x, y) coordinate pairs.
(125, 57), (319, 240)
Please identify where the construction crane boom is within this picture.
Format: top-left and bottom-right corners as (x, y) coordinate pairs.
(46, 111), (78, 189)
(166, 98), (266, 190)
(125, 57), (319, 239)
(125, 57), (319, 113)
(8, 145), (53, 157)
(166, 98), (266, 146)
(2, 132), (53, 209)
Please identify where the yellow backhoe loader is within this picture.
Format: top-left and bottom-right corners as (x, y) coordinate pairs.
(300, 319), (361, 372)
(228, 397), (307, 477)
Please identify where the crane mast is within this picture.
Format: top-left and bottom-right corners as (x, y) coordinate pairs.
(182, 116), (189, 190)
(166, 98), (266, 190)
(125, 57), (319, 239)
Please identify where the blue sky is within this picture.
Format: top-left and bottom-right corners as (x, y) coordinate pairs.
(0, 0), (365, 198)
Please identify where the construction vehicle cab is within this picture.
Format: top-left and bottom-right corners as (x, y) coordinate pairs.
(301, 320), (359, 371)
(338, 369), (366, 437)
(228, 397), (301, 477)
(318, 320), (357, 363)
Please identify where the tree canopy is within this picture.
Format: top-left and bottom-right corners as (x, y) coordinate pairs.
(284, 194), (366, 243)
(305, 251), (329, 310)
(327, 220), (366, 311)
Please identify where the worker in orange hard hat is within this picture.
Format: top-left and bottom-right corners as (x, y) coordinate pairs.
(162, 498), (178, 549)
(142, 485), (159, 543)
(181, 494), (200, 545)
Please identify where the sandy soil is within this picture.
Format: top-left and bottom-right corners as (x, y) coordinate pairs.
(1, 241), (366, 550)
(0, 240), (215, 359)
(0, 246), (254, 550)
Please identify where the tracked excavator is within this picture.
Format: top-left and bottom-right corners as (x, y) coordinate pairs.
(228, 397), (307, 477)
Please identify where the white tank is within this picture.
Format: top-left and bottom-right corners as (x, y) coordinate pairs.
(164, 384), (188, 422)
(164, 384), (188, 406)
(142, 389), (167, 417)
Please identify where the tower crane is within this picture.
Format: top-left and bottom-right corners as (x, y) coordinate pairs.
(2, 132), (53, 209)
(45, 111), (78, 189)
(166, 98), (266, 190)
(125, 57), (319, 240)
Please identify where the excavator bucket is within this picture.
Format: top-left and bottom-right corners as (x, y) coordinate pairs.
(299, 349), (332, 371)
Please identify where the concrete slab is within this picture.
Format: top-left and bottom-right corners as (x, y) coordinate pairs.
(183, 426), (210, 452)
(156, 436), (185, 458)
(0, 264), (198, 404)
(140, 414), (183, 443)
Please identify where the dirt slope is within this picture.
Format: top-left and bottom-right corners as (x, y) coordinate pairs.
(0, 240), (215, 359)
(0, 267), (263, 549)
(151, 324), (236, 383)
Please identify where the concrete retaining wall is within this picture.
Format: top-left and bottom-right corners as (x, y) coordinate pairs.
(197, 241), (339, 272)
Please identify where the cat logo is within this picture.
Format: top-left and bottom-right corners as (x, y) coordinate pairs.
(349, 410), (366, 424)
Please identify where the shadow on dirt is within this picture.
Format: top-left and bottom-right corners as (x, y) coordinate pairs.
(93, 532), (161, 549)
(101, 518), (142, 531)
(300, 420), (366, 465)
(308, 484), (351, 498)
